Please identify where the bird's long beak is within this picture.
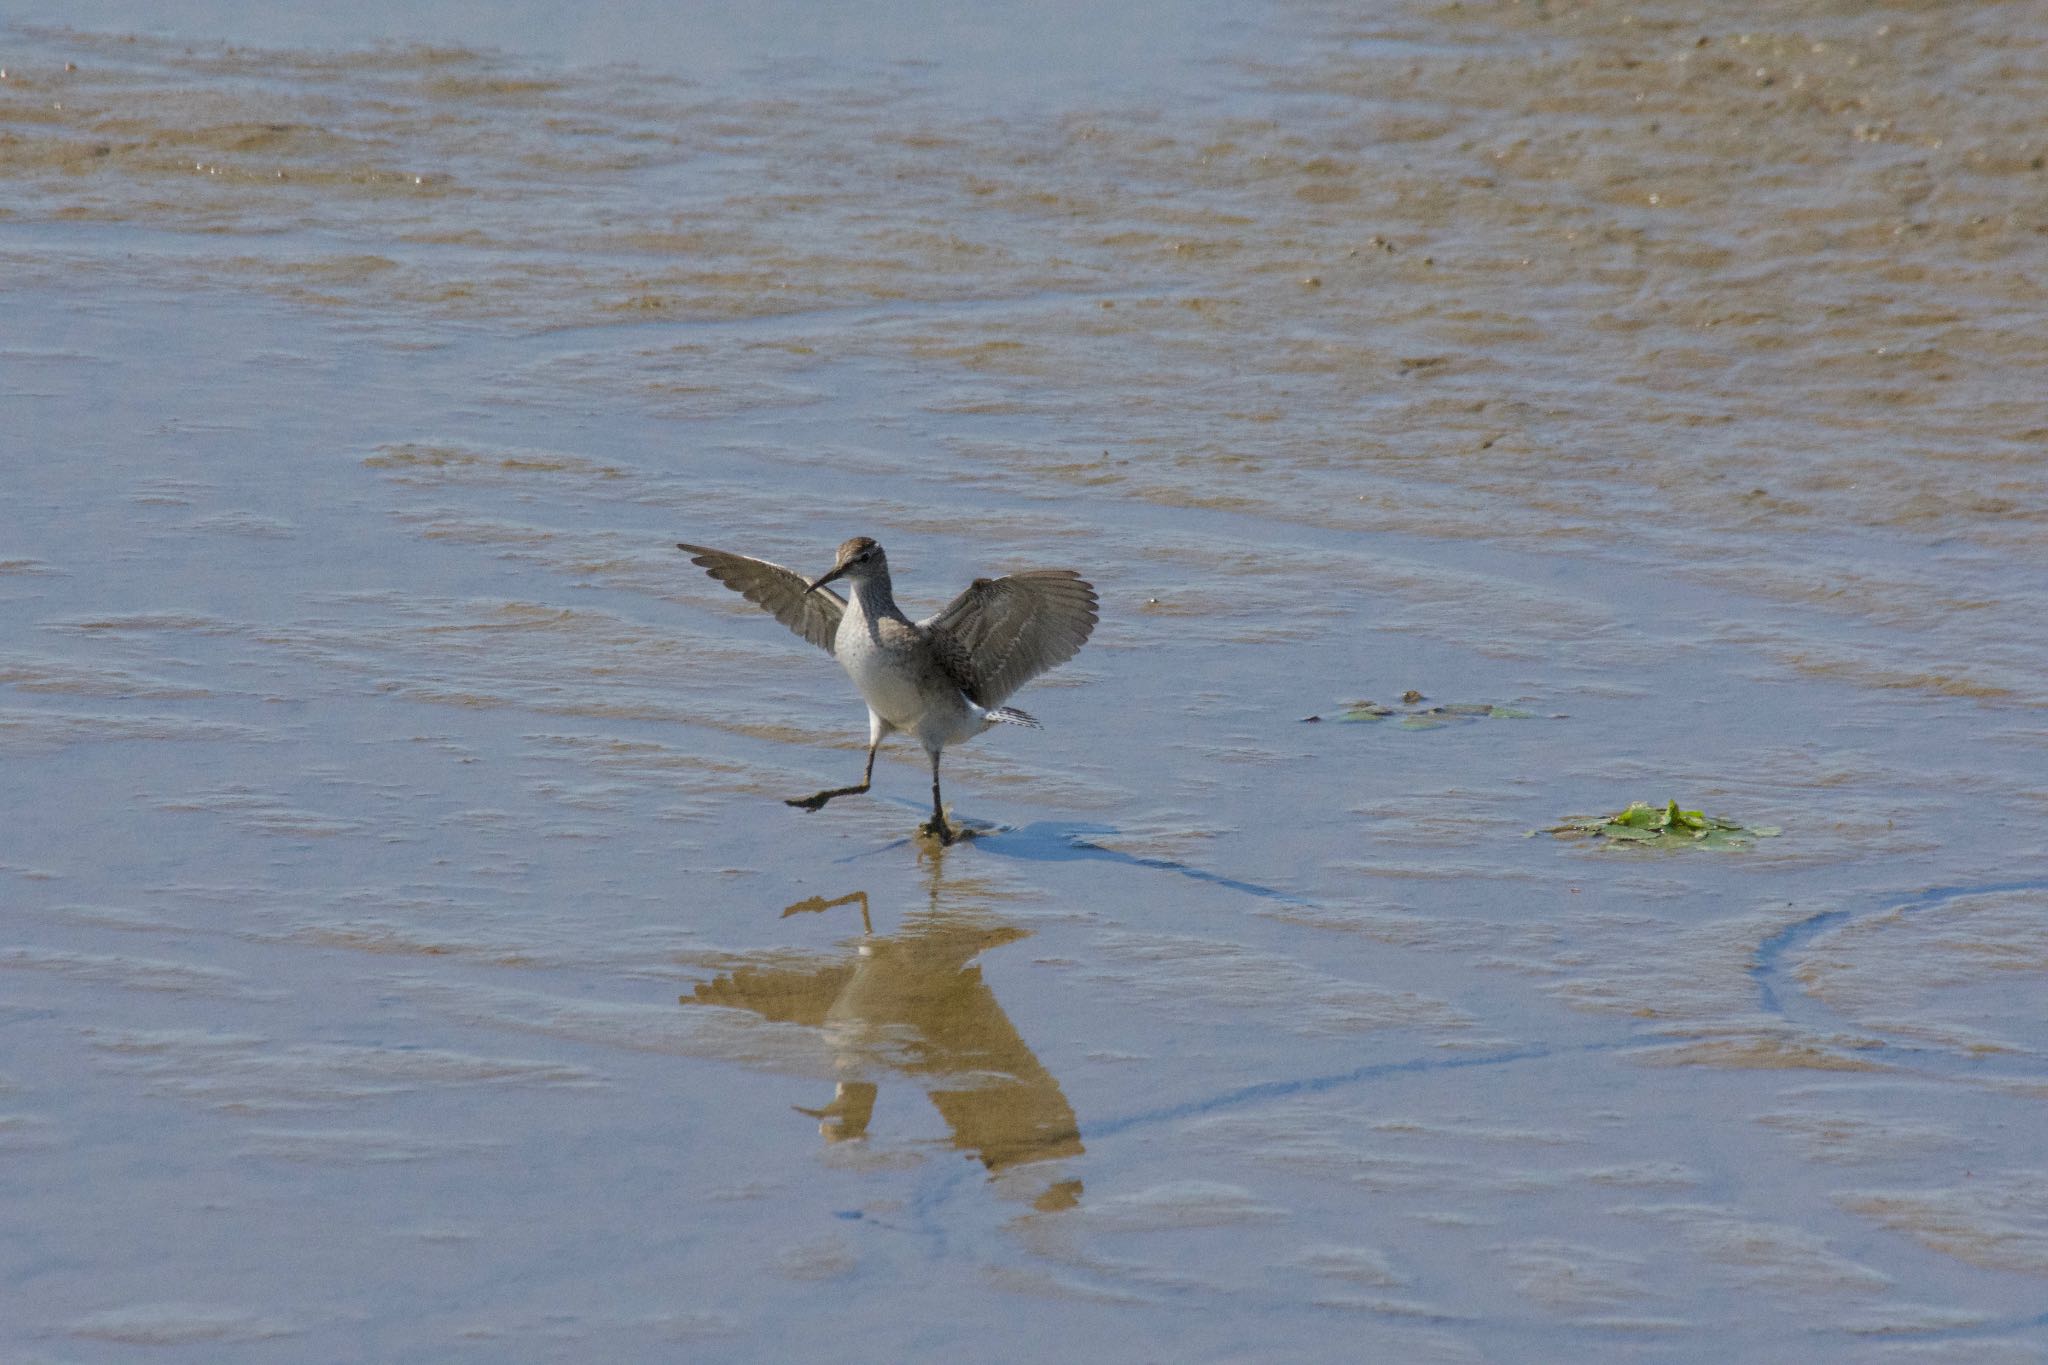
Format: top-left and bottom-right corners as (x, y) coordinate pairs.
(805, 564), (847, 594)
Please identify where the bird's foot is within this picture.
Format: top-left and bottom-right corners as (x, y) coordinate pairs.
(918, 815), (957, 846)
(786, 783), (869, 813)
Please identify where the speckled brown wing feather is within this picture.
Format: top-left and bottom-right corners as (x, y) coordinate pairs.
(677, 543), (844, 654)
(922, 570), (1098, 707)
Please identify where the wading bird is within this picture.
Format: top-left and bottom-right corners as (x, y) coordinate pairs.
(676, 537), (1097, 843)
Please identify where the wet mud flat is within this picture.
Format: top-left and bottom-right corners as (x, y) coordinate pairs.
(3, 1), (2047, 1360)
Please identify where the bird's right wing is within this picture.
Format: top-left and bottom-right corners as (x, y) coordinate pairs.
(677, 543), (844, 654)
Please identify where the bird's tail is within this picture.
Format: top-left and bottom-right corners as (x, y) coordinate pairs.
(984, 705), (1041, 729)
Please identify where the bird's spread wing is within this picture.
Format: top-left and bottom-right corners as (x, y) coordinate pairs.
(922, 570), (1098, 707)
(677, 543), (843, 654)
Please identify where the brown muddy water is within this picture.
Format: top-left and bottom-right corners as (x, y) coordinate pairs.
(4, 2), (2047, 1360)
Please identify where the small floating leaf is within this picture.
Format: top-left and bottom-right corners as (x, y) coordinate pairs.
(1315, 698), (1548, 729)
(1608, 804), (1654, 829)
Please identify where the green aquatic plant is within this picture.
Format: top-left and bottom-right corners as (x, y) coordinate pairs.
(1544, 799), (1780, 849)
(1303, 698), (1544, 729)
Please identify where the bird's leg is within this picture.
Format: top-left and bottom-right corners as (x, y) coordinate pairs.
(918, 749), (955, 845)
(787, 740), (879, 813)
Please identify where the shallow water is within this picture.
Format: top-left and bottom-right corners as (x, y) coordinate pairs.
(4, 2), (2047, 1360)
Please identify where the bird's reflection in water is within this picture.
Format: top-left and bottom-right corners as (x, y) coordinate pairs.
(680, 853), (1083, 1209)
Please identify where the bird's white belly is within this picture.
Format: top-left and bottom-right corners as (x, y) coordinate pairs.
(837, 624), (952, 729)
(843, 652), (925, 724)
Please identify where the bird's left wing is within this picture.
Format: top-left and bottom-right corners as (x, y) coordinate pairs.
(677, 543), (844, 654)
(922, 570), (1098, 707)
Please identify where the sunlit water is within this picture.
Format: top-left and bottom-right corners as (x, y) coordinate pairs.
(4, 2), (2047, 1359)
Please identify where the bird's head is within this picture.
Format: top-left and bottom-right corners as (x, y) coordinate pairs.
(806, 536), (886, 593)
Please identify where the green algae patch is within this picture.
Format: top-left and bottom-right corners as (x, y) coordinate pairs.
(1544, 799), (1780, 849)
